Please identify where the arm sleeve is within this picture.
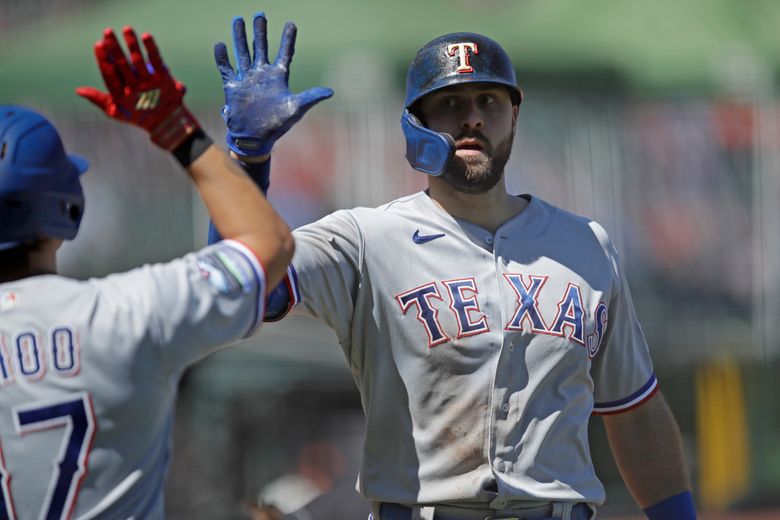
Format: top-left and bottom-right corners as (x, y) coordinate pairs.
(589, 227), (658, 415)
(274, 210), (362, 343)
(207, 159), (271, 244)
(98, 239), (267, 370)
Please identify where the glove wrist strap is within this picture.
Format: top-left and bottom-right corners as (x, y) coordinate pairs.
(150, 105), (201, 151)
(172, 128), (213, 168)
(226, 132), (274, 157)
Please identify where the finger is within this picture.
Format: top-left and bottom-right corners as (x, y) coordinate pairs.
(252, 12), (269, 66)
(75, 86), (112, 111)
(123, 26), (149, 80)
(275, 22), (297, 69)
(102, 28), (137, 87)
(93, 39), (123, 98)
(294, 87), (334, 112)
(142, 32), (165, 75)
(231, 16), (252, 76)
(213, 42), (235, 82)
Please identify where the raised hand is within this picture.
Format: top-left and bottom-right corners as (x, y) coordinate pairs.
(77, 27), (199, 150)
(215, 13), (334, 158)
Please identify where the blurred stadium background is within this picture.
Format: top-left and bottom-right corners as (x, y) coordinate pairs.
(2, 0), (780, 518)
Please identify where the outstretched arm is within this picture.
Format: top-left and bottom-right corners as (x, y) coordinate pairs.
(603, 391), (697, 519)
(77, 26), (293, 290)
(186, 146), (292, 290)
(208, 13), (333, 318)
(207, 12), (333, 245)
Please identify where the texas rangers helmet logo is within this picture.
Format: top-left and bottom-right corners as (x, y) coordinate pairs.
(447, 42), (478, 73)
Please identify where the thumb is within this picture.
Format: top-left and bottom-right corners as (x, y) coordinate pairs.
(295, 86), (334, 112)
(76, 87), (113, 112)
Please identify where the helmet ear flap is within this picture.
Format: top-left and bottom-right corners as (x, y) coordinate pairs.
(401, 109), (455, 176)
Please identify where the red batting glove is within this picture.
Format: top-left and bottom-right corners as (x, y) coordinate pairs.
(77, 26), (200, 151)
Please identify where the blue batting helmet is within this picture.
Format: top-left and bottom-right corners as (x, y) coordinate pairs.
(401, 32), (522, 176)
(0, 106), (88, 250)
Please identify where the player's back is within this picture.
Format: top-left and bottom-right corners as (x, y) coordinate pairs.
(0, 272), (178, 518)
(0, 242), (265, 519)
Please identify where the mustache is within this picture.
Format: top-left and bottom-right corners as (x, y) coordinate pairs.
(453, 130), (492, 152)
(454, 130), (489, 142)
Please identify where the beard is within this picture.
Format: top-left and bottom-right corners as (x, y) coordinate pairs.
(439, 129), (515, 194)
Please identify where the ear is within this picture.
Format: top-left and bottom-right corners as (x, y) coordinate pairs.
(508, 103), (519, 137)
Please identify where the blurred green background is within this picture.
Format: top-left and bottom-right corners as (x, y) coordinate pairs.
(2, 1), (780, 519)
(3, 0), (780, 106)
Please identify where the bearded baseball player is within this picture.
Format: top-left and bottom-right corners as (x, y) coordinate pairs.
(210, 13), (697, 520)
(0, 26), (293, 518)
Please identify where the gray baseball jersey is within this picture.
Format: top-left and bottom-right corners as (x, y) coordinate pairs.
(0, 239), (265, 519)
(279, 192), (656, 509)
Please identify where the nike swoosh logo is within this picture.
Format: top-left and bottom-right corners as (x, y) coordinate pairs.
(412, 230), (446, 244)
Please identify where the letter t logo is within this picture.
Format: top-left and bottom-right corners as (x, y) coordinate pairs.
(447, 42), (479, 73)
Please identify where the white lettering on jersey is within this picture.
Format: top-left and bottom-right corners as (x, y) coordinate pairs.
(9, 392), (96, 519)
(442, 278), (489, 338)
(504, 274), (550, 334)
(15, 332), (45, 382)
(396, 283), (450, 348)
(397, 276), (605, 351)
(586, 302), (608, 359)
(51, 327), (80, 376)
(549, 283), (585, 345)
(0, 326), (81, 387)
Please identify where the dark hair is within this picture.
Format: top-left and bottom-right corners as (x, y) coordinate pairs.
(0, 241), (38, 280)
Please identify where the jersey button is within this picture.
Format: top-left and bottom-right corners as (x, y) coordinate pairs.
(508, 343), (515, 352)
(485, 235), (494, 245)
(501, 402), (510, 413)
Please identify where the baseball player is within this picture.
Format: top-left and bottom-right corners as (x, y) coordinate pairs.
(0, 26), (293, 519)
(210, 13), (697, 520)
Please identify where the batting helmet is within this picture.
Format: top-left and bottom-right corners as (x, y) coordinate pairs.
(401, 32), (522, 176)
(0, 106), (88, 250)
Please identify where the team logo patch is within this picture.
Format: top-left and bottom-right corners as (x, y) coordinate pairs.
(196, 246), (254, 295)
(0, 291), (19, 312)
(135, 88), (161, 110)
(447, 42), (478, 73)
(412, 229), (445, 244)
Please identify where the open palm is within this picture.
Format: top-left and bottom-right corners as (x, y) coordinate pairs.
(215, 13), (333, 157)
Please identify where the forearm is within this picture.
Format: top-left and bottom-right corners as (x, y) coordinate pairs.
(187, 144), (293, 289)
(207, 153), (271, 243)
(603, 391), (692, 508)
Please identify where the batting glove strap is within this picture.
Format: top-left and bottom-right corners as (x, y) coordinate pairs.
(151, 105), (201, 151)
(225, 125), (274, 157)
(643, 491), (697, 520)
(172, 128), (213, 167)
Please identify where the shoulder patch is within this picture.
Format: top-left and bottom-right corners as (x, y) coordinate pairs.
(196, 245), (256, 296)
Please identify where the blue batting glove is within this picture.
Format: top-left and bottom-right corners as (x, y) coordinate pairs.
(214, 13), (334, 157)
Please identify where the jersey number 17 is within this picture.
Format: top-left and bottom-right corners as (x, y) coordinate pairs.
(0, 393), (96, 520)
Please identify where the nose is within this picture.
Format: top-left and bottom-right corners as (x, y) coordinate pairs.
(460, 100), (484, 130)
